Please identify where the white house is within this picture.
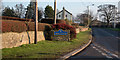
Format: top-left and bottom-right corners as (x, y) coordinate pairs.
(57, 7), (72, 21)
(117, 1), (120, 22)
(118, 1), (120, 12)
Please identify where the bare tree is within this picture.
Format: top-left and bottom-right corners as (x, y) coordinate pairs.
(98, 4), (117, 27)
(15, 4), (25, 18)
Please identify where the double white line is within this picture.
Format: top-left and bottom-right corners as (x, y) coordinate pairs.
(91, 44), (119, 58)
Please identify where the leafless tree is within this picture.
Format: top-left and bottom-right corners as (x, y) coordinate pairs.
(98, 4), (117, 27)
(15, 4), (25, 18)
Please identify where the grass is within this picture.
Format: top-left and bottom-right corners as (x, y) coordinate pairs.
(108, 28), (120, 31)
(2, 29), (91, 59)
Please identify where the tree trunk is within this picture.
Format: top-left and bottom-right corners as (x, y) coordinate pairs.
(107, 20), (110, 27)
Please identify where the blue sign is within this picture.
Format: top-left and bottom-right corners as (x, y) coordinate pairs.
(54, 29), (68, 35)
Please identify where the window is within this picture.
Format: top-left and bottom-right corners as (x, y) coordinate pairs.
(59, 15), (61, 17)
(66, 15), (67, 17)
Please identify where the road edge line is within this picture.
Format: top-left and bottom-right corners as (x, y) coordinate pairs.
(57, 39), (92, 60)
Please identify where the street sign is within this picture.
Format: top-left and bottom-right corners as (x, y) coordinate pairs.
(54, 29), (68, 35)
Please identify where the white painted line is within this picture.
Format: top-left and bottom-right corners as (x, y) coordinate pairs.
(99, 29), (120, 39)
(92, 44), (119, 58)
(91, 44), (112, 58)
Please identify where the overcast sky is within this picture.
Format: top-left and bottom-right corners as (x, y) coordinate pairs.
(1, 0), (119, 17)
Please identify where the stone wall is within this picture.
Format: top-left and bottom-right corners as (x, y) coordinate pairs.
(1, 31), (45, 49)
(76, 28), (80, 33)
(80, 28), (88, 32)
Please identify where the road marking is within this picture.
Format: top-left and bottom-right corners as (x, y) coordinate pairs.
(98, 29), (120, 39)
(93, 43), (118, 58)
(91, 44), (112, 58)
(91, 44), (118, 58)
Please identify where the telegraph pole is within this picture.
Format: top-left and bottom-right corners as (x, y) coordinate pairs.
(34, 0), (38, 44)
(114, 7), (116, 28)
(87, 6), (90, 27)
(54, 0), (57, 24)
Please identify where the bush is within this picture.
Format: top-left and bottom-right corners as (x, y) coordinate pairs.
(116, 23), (120, 28)
(2, 20), (27, 33)
(65, 19), (71, 25)
(71, 23), (79, 28)
(52, 23), (76, 40)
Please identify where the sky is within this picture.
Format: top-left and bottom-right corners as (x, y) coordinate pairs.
(1, 0), (120, 18)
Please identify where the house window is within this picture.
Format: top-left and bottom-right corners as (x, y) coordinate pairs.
(66, 15), (67, 17)
(59, 15), (61, 18)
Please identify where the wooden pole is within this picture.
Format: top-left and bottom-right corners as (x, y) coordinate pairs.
(54, 0), (57, 24)
(87, 6), (90, 27)
(34, 0), (38, 44)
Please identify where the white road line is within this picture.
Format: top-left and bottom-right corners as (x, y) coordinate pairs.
(91, 44), (112, 58)
(93, 44), (119, 58)
(98, 29), (120, 39)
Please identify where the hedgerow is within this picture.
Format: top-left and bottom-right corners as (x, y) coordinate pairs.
(2, 20), (51, 33)
(2, 20), (27, 33)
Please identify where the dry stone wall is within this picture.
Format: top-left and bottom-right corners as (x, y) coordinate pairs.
(1, 31), (45, 49)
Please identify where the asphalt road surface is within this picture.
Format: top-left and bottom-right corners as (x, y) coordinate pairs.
(67, 28), (120, 60)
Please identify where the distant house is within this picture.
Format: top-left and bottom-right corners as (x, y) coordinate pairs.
(118, 1), (120, 12)
(118, 1), (120, 22)
(57, 7), (72, 21)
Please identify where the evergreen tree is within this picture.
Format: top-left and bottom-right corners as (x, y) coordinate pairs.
(44, 5), (54, 18)
(2, 6), (17, 17)
(25, 1), (43, 21)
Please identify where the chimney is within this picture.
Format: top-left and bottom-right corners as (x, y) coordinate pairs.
(63, 7), (65, 19)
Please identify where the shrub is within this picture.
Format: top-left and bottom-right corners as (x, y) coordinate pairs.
(52, 23), (76, 40)
(2, 20), (27, 33)
(65, 19), (71, 25)
(71, 23), (79, 28)
(116, 23), (120, 28)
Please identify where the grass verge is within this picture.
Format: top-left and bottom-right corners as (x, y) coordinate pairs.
(2, 29), (91, 59)
(108, 28), (120, 31)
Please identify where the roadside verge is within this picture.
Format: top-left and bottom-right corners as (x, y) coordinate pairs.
(57, 39), (92, 60)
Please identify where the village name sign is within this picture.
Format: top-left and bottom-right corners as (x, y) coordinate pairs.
(51, 29), (70, 41)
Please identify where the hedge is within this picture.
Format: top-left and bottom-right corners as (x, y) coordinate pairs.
(2, 20), (27, 33)
(25, 22), (51, 31)
(2, 20), (51, 33)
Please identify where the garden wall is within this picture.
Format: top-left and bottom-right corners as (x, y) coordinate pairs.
(2, 31), (45, 49)
(80, 28), (88, 32)
(76, 28), (80, 33)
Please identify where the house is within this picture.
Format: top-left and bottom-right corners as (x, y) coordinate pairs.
(57, 7), (72, 21)
(118, 1), (120, 12)
(118, 1), (120, 22)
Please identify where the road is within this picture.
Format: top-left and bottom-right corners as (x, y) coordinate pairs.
(67, 28), (120, 60)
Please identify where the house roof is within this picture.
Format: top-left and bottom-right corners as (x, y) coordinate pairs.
(57, 8), (72, 15)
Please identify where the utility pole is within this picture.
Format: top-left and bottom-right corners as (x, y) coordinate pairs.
(114, 7), (117, 28)
(34, 0), (38, 44)
(87, 6), (90, 27)
(54, 0), (57, 24)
